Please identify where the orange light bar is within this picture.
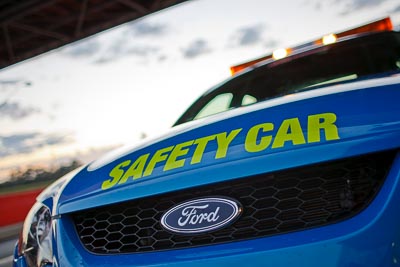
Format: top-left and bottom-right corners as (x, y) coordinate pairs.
(336, 17), (392, 38)
(230, 17), (393, 76)
(230, 55), (272, 75)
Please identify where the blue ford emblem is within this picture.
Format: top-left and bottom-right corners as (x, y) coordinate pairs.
(161, 197), (242, 234)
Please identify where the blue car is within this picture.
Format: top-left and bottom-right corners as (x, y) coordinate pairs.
(14, 17), (400, 266)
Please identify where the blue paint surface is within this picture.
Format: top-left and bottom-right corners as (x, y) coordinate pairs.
(14, 77), (400, 266)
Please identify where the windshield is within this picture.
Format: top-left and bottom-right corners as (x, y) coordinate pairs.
(175, 31), (400, 125)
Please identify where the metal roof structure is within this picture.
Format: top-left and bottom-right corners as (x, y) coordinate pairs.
(0, 0), (187, 69)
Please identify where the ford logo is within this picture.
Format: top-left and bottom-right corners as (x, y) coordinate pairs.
(160, 197), (242, 234)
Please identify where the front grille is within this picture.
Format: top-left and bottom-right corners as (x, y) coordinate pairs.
(72, 151), (395, 254)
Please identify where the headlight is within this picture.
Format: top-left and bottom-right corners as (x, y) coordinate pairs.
(19, 202), (53, 266)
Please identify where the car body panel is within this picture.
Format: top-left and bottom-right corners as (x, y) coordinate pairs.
(47, 151), (400, 266)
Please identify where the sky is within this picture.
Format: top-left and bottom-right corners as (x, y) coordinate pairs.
(0, 0), (400, 182)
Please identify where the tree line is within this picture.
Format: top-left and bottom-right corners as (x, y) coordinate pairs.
(0, 160), (82, 189)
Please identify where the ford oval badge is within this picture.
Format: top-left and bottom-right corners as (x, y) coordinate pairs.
(160, 197), (242, 234)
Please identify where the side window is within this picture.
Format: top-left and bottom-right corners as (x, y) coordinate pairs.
(242, 94), (257, 106)
(194, 93), (233, 120)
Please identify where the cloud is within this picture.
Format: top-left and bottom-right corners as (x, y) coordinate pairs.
(393, 4), (400, 13)
(62, 39), (101, 58)
(314, 0), (391, 15)
(0, 132), (74, 157)
(229, 24), (266, 47)
(0, 101), (40, 120)
(342, 0), (389, 10)
(158, 55), (168, 62)
(182, 39), (212, 59)
(264, 39), (280, 49)
(306, 0), (392, 15)
(126, 21), (168, 37)
(126, 46), (160, 56)
(0, 79), (32, 89)
(94, 44), (160, 64)
(313, 2), (322, 10)
(63, 22), (168, 63)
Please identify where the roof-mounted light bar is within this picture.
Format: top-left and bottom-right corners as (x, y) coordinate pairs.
(321, 34), (337, 45)
(272, 48), (290, 60)
(230, 17), (393, 76)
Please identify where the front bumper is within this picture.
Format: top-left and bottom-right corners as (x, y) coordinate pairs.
(14, 151), (400, 266)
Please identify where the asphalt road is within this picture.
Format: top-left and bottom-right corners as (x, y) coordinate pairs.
(0, 237), (16, 267)
(0, 224), (22, 267)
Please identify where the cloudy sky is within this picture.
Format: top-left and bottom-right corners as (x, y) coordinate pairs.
(0, 0), (400, 182)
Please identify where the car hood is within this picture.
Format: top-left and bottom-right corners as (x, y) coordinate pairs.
(57, 75), (400, 214)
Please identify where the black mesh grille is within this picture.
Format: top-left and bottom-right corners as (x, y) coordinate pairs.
(72, 151), (395, 254)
